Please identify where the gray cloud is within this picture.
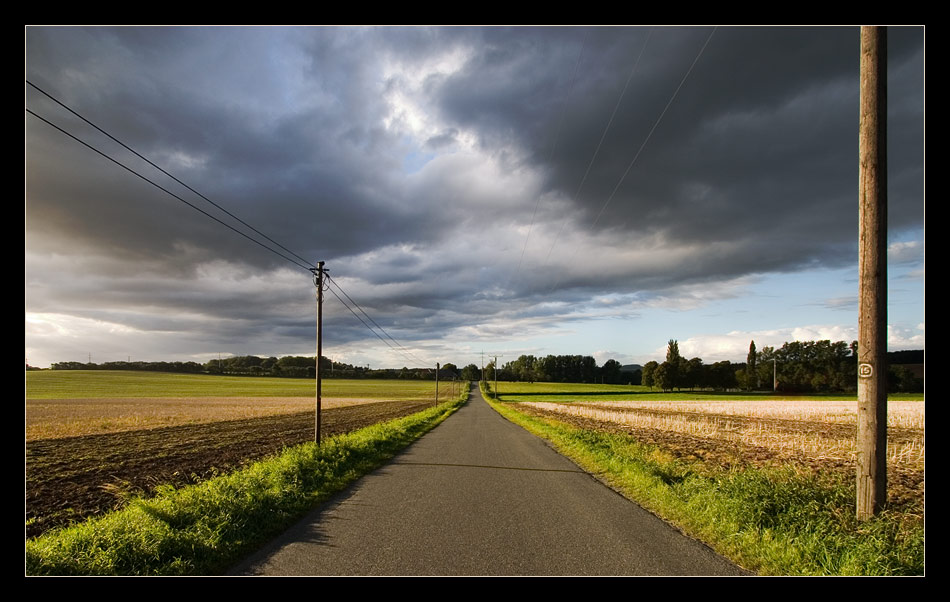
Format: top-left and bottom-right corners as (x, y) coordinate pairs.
(25, 26), (925, 366)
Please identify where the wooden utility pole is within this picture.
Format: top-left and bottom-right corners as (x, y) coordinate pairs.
(494, 355), (499, 400)
(857, 26), (888, 520)
(312, 261), (326, 445)
(435, 362), (440, 407)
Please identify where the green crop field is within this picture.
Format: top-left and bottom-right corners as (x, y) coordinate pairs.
(25, 370), (449, 400)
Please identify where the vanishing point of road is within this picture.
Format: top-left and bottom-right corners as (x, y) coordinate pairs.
(231, 384), (748, 576)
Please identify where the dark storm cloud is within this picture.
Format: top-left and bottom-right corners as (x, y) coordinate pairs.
(431, 26), (923, 281)
(25, 26), (925, 364)
(26, 27), (452, 272)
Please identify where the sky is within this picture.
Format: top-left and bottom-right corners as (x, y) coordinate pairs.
(24, 26), (925, 370)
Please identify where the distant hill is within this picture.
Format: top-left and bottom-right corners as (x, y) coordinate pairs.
(620, 364), (642, 373)
(888, 350), (923, 364)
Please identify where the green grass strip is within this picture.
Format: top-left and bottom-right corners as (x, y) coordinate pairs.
(483, 389), (923, 576)
(26, 394), (467, 576)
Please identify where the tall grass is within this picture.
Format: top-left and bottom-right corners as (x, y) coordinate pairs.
(26, 393), (467, 575)
(485, 391), (923, 576)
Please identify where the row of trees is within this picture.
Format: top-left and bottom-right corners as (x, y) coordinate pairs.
(49, 360), (205, 373)
(42, 343), (922, 393)
(642, 339), (923, 393)
(640, 340), (743, 392)
(484, 355), (636, 385)
(49, 356), (458, 380)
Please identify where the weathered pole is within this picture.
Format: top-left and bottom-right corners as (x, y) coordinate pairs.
(313, 261), (325, 445)
(494, 355), (499, 400)
(435, 362), (440, 407)
(857, 26), (888, 520)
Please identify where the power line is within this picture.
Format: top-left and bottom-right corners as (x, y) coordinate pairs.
(507, 29), (591, 290)
(547, 26), (717, 294)
(323, 279), (421, 366)
(588, 27), (717, 231)
(26, 107), (314, 273)
(543, 28), (654, 266)
(26, 80), (316, 270)
(27, 81), (431, 366)
(325, 274), (426, 366)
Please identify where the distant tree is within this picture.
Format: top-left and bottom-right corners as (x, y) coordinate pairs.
(655, 362), (674, 392)
(687, 357), (705, 389)
(461, 364), (480, 381)
(746, 340), (757, 390)
(735, 369), (750, 391)
(888, 365), (924, 393)
(642, 361), (658, 389)
(665, 340), (681, 389)
(680, 357), (701, 390)
(666, 340), (681, 363)
(441, 363), (459, 378)
(601, 359), (622, 385)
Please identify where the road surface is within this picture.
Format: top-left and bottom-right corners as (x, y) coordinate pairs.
(231, 384), (748, 576)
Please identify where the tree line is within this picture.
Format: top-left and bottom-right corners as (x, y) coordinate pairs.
(642, 339), (923, 394)
(40, 342), (922, 393)
(481, 355), (637, 385)
(47, 356), (458, 380)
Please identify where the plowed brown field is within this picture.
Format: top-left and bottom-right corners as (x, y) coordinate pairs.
(26, 399), (431, 538)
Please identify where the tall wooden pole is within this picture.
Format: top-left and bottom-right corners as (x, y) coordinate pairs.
(494, 355), (499, 400)
(435, 362), (440, 407)
(314, 261), (325, 445)
(857, 26), (888, 520)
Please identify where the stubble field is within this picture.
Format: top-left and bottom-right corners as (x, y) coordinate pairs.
(500, 388), (924, 514)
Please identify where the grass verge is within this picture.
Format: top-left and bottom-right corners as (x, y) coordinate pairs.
(481, 384), (923, 576)
(25, 393), (467, 575)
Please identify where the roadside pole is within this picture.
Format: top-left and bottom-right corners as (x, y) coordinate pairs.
(435, 362), (440, 407)
(857, 26), (888, 520)
(494, 355), (499, 400)
(312, 261), (326, 445)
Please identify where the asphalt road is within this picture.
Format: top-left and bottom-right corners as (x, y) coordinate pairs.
(230, 384), (748, 576)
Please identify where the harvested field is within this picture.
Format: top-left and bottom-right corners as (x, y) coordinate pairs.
(513, 399), (924, 513)
(26, 399), (433, 538)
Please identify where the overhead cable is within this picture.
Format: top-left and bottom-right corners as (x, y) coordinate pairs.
(26, 80), (316, 269)
(326, 274), (426, 365)
(544, 27), (654, 265)
(324, 280), (421, 365)
(548, 26), (717, 294)
(27, 81), (430, 365)
(26, 107), (314, 272)
(506, 29), (591, 290)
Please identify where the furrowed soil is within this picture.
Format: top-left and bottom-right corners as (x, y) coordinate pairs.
(508, 403), (924, 516)
(26, 399), (432, 539)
